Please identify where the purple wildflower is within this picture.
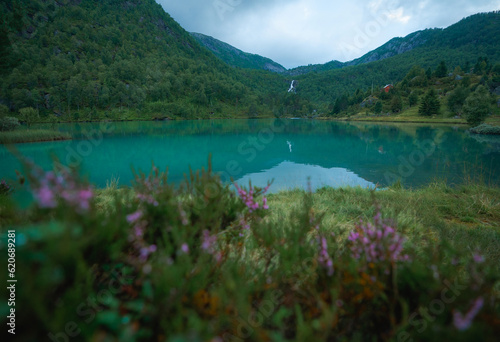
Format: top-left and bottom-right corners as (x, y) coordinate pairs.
(201, 230), (217, 253)
(234, 182), (270, 213)
(348, 211), (409, 268)
(262, 197), (269, 210)
(181, 243), (189, 254)
(317, 236), (334, 276)
(473, 253), (485, 264)
(35, 186), (57, 208)
(127, 210), (143, 224)
(453, 297), (484, 331)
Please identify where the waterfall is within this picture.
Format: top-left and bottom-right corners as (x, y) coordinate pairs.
(287, 141), (292, 152)
(288, 80), (295, 93)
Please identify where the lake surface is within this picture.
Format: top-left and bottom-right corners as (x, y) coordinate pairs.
(1, 119), (500, 199)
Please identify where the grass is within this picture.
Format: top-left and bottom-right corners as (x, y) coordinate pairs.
(265, 182), (500, 260)
(93, 181), (500, 261)
(338, 105), (500, 127)
(0, 129), (72, 144)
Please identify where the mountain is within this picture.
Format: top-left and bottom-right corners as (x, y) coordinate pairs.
(0, 0), (286, 119)
(294, 12), (500, 104)
(190, 32), (286, 73)
(286, 12), (500, 77)
(0, 1), (498, 120)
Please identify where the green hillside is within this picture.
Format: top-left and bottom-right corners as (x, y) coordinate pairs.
(190, 32), (286, 73)
(295, 12), (500, 108)
(0, 0), (287, 120)
(0, 1), (499, 122)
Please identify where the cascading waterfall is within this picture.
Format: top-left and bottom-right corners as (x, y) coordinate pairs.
(288, 80), (295, 93)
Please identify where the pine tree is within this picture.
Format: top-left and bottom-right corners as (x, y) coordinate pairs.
(419, 89), (440, 116)
(434, 61), (448, 78)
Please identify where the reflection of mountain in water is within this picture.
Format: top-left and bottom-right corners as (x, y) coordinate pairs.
(235, 161), (375, 192)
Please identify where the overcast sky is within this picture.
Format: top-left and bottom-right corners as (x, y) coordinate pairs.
(157, 0), (500, 69)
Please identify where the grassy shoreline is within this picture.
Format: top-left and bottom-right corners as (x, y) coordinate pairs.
(0, 129), (72, 144)
(96, 182), (500, 258)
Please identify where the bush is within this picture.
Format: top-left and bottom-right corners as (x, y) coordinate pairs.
(0, 104), (9, 119)
(463, 85), (492, 126)
(0, 116), (20, 131)
(0, 179), (14, 196)
(18, 107), (39, 127)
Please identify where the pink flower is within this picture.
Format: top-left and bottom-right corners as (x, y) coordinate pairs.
(127, 210), (143, 224)
(35, 186), (57, 208)
(181, 243), (189, 254)
(201, 230), (217, 253)
(473, 253), (485, 264)
(453, 297), (484, 331)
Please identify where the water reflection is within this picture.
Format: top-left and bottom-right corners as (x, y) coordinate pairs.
(235, 161), (375, 193)
(1, 119), (499, 194)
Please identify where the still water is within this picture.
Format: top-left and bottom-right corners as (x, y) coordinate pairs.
(1, 119), (499, 197)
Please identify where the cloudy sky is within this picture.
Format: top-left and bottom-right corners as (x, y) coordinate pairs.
(157, 0), (500, 69)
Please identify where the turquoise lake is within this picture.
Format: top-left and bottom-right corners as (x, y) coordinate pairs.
(1, 119), (500, 199)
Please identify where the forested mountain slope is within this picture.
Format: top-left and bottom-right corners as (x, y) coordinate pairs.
(295, 12), (500, 105)
(0, 1), (499, 120)
(0, 0), (287, 119)
(190, 32), (286, 73)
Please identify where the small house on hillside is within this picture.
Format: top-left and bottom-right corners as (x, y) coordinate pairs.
(383, 84), (394, 93)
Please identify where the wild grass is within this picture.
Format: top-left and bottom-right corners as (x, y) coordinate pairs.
(266, 182), (500, 260)
(0, 129), (71, 144)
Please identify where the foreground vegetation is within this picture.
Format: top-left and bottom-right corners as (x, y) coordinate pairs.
(1, 160), (499, 341)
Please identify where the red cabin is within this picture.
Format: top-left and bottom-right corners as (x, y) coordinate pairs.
(383, 84), (394, 93)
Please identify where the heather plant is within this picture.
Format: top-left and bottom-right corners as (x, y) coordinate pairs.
(0, 159), (499, 341)
(0, 179), (13, 196)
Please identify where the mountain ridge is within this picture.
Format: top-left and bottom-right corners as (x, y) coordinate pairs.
(190, 32), (286, 73)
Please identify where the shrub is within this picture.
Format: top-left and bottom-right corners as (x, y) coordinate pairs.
(0, 104), (9, 118)
(0, 116), (20, 131)
(18, 107), (39, 126)
(0, 179), (14, 196)
(463, 85), (492, 126)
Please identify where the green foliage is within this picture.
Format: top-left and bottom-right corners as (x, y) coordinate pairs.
(0, 116), (20, 131)
(447, 86), (470, 114)
(0, 104), (9, 118)
(373, 101), (383, 114)
(408, 92), (419, 107)
(390, 95), (403, 113)
(191, 32), (286, 73)
(463, 85), (492, 126)
(418, 89), (441, 116)
(0, 129), (70, 143)
(0, 179), (13, 196)
(434, 60), (448, 78)
(18, 107), (39, 127)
